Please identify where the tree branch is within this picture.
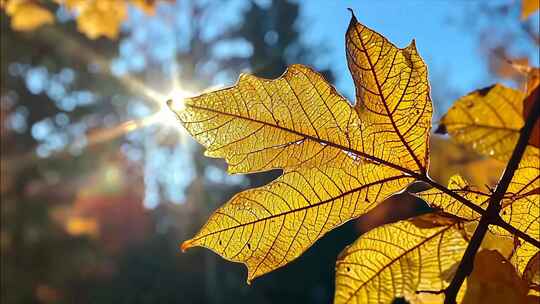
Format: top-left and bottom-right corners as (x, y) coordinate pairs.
(443, 93), (540, 304)
(423, 178), (487, 215)
(493, 216), (540, 248)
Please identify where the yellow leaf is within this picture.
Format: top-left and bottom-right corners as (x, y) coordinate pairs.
(334, 221), (532, 304)
(514, 242), (539, 278)
(437, 84), (531, 161)
(522, 0), (540, 20)
(418, 174), (489, 221)
(171, 14), (433, 281)
(419, 147), (539, 276)
(170, 64), (362, 174)
(463, 250), (532, 304)
(334, 221), (468, 304)
(51, 0), (165, 39)
(346, 12), (432, 173)
(182, 151), (410, 282)
(438, 78), (540, 160)
(503, 151), (540, 274)
(4, 0), (54, 32)
(75, 0), (128, 39)
(429, 136), (504, 188)
(503, 152), (540, 238)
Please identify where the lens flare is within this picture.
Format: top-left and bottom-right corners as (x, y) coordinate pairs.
(167, 90), (188, 112)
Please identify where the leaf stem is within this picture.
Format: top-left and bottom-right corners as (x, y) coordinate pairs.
(443, 92), (540, 304)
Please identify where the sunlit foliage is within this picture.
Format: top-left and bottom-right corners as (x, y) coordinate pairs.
(1, 0), (169, 39)
(173, 11), (540, 304)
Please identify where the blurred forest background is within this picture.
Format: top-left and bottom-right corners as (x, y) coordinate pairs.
(1, 0), (538, 303)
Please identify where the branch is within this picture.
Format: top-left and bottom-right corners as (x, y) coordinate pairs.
(444, 92), (540, 304)
(416, 289), (445, 295)
(423, 178), (486, 215)
(493, 216), (540, 248)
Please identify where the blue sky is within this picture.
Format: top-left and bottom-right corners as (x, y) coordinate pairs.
(299, 0), (539, 111)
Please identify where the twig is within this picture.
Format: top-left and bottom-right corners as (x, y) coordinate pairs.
(492, 215), (540, 248)
(423, 178), (487, 215)
(416, 289), (445, 295)
(443, 91), (540, 304)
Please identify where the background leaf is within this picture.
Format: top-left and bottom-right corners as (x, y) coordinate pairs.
(334, 221), (468, 304)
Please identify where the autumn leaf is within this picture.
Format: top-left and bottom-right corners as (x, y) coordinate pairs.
(3, 0), (54, 32)
(171, 13), (433, 282)
(522, 0), (540, 20)
(334, 220), (468, 304)
(429, 136), (505, 188)
(333, 215), (535, 304)
(54, 0), (127, 39)
(515, 242), (540, 280)
(346, 11), (431, 173)
(462, 250), (537, 304)
(523, 251), (540, 290)
(504, 151), (540, 275)
(2, 0), (167, 39)
(418, 175), (489, 221)
(173, 64), (413, 282)
(418, 146), (539, 276)
(502, 151), (540, 239)
(76, 1), (127, 39)
(432, 64), (540, 285)
(436, 84), (534, 160)
(57, 0), (172, 39)
(437, 67), (540, 160)
(418, 149), (539, 231)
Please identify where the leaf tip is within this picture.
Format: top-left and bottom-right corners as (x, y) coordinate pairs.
(408, 39), (417, 51)
(180, 239), (194, 252)
(347, 8), (357, 22)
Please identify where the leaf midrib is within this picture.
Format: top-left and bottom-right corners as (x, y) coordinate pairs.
(187, 174), (408, 242)
(183, 103), (421, 179)
(351, 22), (426, 173)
